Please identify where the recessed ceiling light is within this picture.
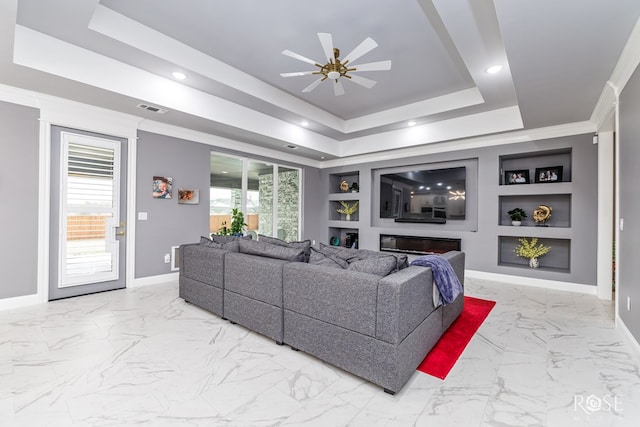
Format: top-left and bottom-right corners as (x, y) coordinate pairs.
(486, 65), (503, 74)
(320, 156), (325, 159)
(172, 71), (187, 80)
(300, 121), (309, 127)
(407, 120), (416, 127)
(221, 171), (228, 174)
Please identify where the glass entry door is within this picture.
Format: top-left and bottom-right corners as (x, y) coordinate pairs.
(49, 128), (127, 300)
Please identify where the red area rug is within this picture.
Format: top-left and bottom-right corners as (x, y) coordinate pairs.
(417, 296), (496, 380)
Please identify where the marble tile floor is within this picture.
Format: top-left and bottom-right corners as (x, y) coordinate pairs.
(1, 277), (639, 427)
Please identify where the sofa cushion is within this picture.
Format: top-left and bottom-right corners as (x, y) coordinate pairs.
(308, 247), (348, 269)
(347, 255), (397, 277)
(259, 235), (312, 262)
(238, 238), (306, 262)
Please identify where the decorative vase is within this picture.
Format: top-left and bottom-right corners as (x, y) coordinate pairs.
(346, 214), (351, 221)
(529, 257), (539, 268)
(512, 220), (522, 226)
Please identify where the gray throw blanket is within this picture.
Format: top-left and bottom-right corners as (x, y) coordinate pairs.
(410, 255), (462, 304)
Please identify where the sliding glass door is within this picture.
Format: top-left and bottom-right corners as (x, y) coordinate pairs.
(210, 153), (300, 240)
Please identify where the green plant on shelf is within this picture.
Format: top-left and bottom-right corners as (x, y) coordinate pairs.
(514, 237), (550, 259)
(507, 208), (527, 221)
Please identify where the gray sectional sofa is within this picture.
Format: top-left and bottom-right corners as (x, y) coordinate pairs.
(179, 235), (465, 394)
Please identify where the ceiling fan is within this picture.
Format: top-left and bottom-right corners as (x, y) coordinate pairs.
(280, 33), (392, 96)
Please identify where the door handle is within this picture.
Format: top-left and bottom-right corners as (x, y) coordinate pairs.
(115, 222), (125, 237)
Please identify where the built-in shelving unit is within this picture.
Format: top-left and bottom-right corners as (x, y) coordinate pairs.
(328, 171), (360, 248)
(498, 148), (573, 273)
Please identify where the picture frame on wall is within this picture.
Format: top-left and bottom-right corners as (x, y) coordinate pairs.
(178, 188), (199, 204)
(152, 176), (173, 198)
(504, 169), (530, 185)
(534, 166), (563, 183)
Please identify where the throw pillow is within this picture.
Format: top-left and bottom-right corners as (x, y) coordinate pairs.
(198, 236), (240, 252)
(308, 247), (348, 269)
(347, 255), (397, 277)
(259, 234), (312, 262)
(238, 238), (305, 262)
(318, 243), (408, 272)
(210, 234), (253, 244)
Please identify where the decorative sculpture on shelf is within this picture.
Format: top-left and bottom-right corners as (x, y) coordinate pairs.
(533, 205), (552, 226)
(339, 180), (349, 192)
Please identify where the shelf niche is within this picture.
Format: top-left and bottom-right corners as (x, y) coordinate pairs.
(499, 194), (571, 227)
(498, 236), (570, 273)
(499, 148), (572, 185)
(328, 227), (359, 248)
(329, 200), (360, 222)
(329, 171), (360, 195)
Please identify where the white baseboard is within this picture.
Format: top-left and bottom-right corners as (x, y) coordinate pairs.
(616, 315), (640, 360)
(131, 272), (179, 288)
(0, 293), (43, 311)
(465, 270), (597, 295)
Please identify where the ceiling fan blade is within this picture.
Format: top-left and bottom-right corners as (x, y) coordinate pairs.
(318, 33), (335, 63)
(302, 78), (323, 93)
(280, 71), (316, 77)
(350, 60), (392, 72)
(333, 79), (345, 96)
(343, 37), (377, 64)
(282, 49), (319, 66)
(349, 74), (377, 89)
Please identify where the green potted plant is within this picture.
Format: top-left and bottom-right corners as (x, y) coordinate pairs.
(218, 208), (247, 236)
(514, 237), (551, 268)
(507, 208), (527, 226)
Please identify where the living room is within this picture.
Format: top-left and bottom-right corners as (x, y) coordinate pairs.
(2, 1), (640, 425)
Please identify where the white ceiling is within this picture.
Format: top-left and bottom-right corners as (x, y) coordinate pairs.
(1, 0), (639, 163)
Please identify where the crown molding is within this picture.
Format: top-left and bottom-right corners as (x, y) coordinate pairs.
(321, 120), (595, 168)
(0, 83), (40, 108)
(138, 119), (322, 168)
(591, 16), (640, 129)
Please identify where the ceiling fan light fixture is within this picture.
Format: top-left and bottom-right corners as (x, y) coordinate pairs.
(281, 33), (391, 96)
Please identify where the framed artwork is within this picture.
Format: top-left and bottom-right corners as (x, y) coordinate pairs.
(505, 169), (530, 185)
(152, 176), (173, 198)
(178, 188), (199, 204)
(534, 166), (563, 183)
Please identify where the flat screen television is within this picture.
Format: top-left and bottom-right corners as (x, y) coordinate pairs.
(379, 166), (466, 222)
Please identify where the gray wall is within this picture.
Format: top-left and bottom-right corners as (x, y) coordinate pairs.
(135, 130), (322, 277)
(318, 134), (598, 285)
(619, 64), (640, 342)
(0, 101), (39, 299)
(135, 131), (212, 278)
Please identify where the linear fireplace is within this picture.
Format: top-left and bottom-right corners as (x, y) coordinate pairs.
(380, 234), (461, 255)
